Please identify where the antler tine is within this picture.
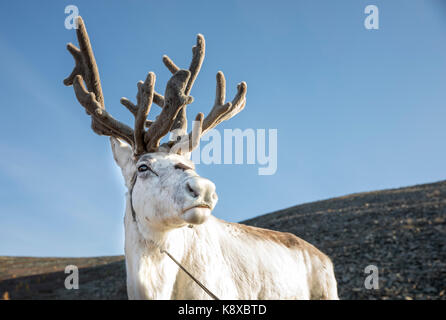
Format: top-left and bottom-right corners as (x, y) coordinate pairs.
(144, 70), (194, 152)
(163, 34), (206, 135)
(72, 75), (135, 146)
(121, 90), (164, 115)
(163, 55), (180, 74)
(153, 92), (165, 107)
(171, 71), (247, 155)
(202, 71), (247, 134)
(185, 34), (206, 96)
(170, 113), (204, 155)
(133, 72), (156, 155)
(64, 16), (135, 145)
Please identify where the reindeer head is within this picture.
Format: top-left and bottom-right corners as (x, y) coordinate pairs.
(64, 17), (247, 231)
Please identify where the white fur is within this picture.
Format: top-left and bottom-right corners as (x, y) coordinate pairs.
(110, 138), (339, 300)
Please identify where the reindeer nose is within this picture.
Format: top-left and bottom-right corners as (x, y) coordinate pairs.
(186, 178), (217, 207)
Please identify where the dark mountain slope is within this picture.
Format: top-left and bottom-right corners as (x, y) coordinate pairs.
(242, 180), (446, 299)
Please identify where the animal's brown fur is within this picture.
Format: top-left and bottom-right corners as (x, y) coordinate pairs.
(231, 222), (329, 262)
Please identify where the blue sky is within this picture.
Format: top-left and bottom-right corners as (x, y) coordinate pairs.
(0, 1), (445, 257)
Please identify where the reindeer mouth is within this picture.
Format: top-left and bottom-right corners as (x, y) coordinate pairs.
(182, 204), (212, 224)
(182, 204), (211, 214)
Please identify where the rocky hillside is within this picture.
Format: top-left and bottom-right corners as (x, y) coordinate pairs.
(1, 180), (445, 300)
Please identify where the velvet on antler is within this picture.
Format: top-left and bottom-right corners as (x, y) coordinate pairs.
(64, 16), (247, 157)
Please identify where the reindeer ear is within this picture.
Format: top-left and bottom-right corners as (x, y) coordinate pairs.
(110, 137), (133, 170)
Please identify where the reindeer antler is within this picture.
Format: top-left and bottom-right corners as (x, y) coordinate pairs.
(170, 72), (247, 154)
(203, 72), (247, 134)
(162, 34), (205, 138)
(64, 16), (136, 147)
(64, 16), (247, 157)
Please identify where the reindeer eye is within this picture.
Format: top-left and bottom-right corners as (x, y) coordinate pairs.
(137, 164), (159, 177)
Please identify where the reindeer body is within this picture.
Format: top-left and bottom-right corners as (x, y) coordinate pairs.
(124, 207), (338, 300)
(64, 16), (339, 300)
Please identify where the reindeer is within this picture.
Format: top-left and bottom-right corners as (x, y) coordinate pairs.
(64, 16), (339, 300)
